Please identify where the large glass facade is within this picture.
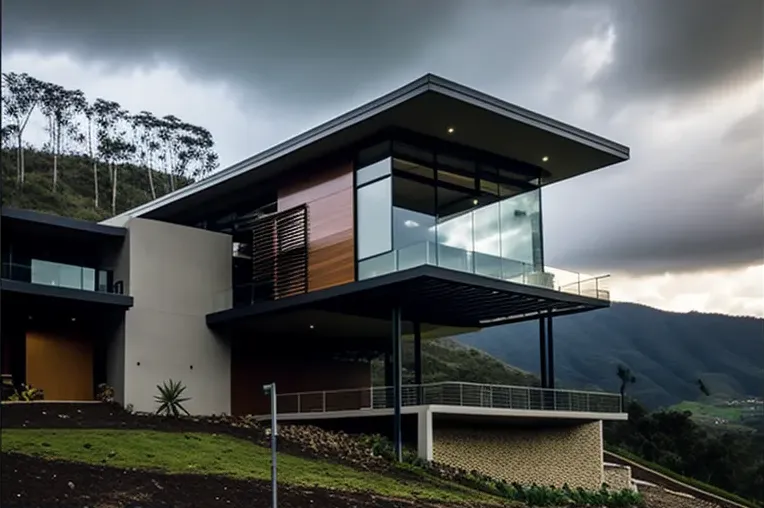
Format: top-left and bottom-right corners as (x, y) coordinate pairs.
(355, 138), (550, 288)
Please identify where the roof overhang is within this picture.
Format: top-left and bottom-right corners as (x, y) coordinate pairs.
(0, 279), (134, 309)
(207, 265), (608, 351)
(2, 207), (125, 238)
(105, 73), (629, 224)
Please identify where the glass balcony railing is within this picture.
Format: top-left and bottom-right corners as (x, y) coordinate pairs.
(358, 242), (610, 301)
(1, 261), (121, 294)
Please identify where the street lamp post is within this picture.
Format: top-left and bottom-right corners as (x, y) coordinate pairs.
(263, 382), (277, 508)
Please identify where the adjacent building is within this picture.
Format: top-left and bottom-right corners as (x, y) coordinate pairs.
(0, 74), (630, 488)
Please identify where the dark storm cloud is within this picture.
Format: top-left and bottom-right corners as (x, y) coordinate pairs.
(1, 0), (468, 107)
(2, 0), (763, 277)
(594, 0), (764, 104)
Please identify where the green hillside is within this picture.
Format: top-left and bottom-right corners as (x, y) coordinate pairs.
(458, 303), (764, 409)
(1, 148), (188, 220)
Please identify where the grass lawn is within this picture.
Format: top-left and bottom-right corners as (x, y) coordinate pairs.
(671, 401), (743, 422)
(1, 429), (500, 504)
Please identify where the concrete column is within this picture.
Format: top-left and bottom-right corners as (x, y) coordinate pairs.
(417, 406), (433, 461)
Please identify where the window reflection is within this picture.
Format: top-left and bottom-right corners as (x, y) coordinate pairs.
(357, 169), (392, 260)
(355, 139), (545, 285)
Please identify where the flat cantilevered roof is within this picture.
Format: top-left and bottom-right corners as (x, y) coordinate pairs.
(105, 73), (629, 224)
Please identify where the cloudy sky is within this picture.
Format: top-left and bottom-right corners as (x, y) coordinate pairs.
(3, 0), (763, 317)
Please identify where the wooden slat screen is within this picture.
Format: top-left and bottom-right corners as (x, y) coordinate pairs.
(250, 204), (309, 300)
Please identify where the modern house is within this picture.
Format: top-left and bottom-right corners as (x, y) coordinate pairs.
(0, 74), (630, 489)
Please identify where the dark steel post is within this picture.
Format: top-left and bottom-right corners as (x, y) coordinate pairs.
(413, 320), (422, 404)
(539, 317), (547, 389)
(546, 314), (555, 390)
(392, 306), (403, 462)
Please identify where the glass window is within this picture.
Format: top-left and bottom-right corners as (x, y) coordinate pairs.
(473, 202), (502, 279)
(437, 153), (475, 175)
(499, 187), (541, 273)
(393, 157), (434, 179)
(357, 177), (392, 260)
(436, 211), (474, 273)
(357, 142), (391, 168)
(357, 157), (391, 186)
(392, 176), (436, 249)
(392, 142), (434, 166)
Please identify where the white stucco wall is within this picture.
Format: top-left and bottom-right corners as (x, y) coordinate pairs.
(121, 218), (232, 415)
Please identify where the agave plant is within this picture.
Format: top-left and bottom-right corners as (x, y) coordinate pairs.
(154, 379), (191, 417)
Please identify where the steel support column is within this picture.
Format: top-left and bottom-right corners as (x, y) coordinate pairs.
(539, 316), (548, 388)
(546, 314), (555, 389)
(391, 306), (403, 462)
(413, 320), (422, 404)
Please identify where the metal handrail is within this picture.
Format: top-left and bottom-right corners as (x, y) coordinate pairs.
(273, 381), (623, 415)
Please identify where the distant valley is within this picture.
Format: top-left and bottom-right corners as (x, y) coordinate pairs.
(457, 302), (764, 409)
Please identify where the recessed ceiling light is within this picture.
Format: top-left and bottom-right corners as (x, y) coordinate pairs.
(309, 324), (315, 329)
(472, 199), (479, 206)
(542, 156), (549, 162)
(447, 127), (455, 134)
(71, 317), (77, 322)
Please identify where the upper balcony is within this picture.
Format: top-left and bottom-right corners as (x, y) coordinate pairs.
(354, 141), (610, 302)
(0, 207), (131, 309)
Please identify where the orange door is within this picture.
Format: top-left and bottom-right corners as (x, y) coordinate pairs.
(26, 332), (93, 401)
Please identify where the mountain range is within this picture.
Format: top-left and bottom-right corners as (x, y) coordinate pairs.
(457, 302), (764, 409)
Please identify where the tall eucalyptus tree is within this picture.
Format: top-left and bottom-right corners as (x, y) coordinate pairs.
(2, 72), (43, 185)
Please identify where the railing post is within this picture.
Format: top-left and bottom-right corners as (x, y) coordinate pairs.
(586, 392), (590, 412)
(459, 383), (463, 406)
(297, 393), (301, 413)
(322, 391), (326, 412)
(527, 387), (531, 410)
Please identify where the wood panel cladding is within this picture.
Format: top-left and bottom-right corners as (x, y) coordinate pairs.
(278, 161), (355, 293)
(26, 331), (93, 401)
(231, 343), (371, 416)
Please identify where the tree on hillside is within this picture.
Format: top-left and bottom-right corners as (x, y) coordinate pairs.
(82, 102), (100, 208)
(157, 114), (183, 191)
(130, 111), (162, 200)
(183, 123), (218, 180)
(94, 99), (135, 215)
(2, 72), (43, 185)
(697, 378), (711, 397)
(40, 81), (87, 190)
(617, 364), (636, 410)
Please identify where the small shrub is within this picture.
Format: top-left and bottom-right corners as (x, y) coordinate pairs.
(154, 379), (191, 417)
(96, 383), (115, 403)
(7, 383), (44, 402)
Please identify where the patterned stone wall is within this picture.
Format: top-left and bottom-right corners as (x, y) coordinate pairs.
(604, 463), (634, 491)
(432, 421), (604, 489)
